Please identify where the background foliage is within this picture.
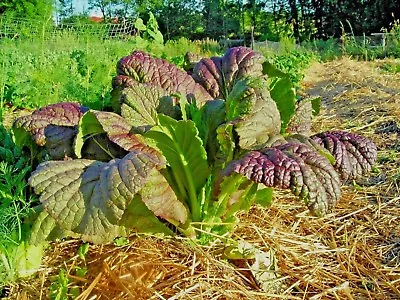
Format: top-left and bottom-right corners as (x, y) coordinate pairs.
(1, 0), (400, 43)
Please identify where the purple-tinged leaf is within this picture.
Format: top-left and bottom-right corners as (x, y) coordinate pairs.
(115, 50), (212, 105)
(139, 168), (187, 224)
(192, 47), (265, 99)
(76, 110), (163, 162)
(310, 131), (377, 181)
(13, 102), (88, 146)
(226, 142), (341, 216)
(29, 150), (186, 244)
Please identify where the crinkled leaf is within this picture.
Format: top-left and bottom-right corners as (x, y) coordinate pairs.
(29, 210), (78, 245)
(28, 150), (183, 244)
(310, 131), (377, 181)
(234, 88), (281, 150)
(225, 78), (261, 121)
(115, 50), (212, 105)
(44, 125), (77, 159)
(226, 142), (341, 216)
(13, 102), (88, 147)
(193, 47), (265, 99)
(119, 82), (179, 129)
(286, 97), (322, 135)
(285, 134), (336, 166)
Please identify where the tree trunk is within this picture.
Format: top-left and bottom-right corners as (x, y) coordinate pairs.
(312, 0), (324, 39)
(288, 0), (300, 42)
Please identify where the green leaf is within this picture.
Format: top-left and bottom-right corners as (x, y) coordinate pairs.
(11, 126), (36, 151)
(134, 18), (146, 31)
(75, 266), (88, 278)
(70, 286), (81, 298)
(263, 61), (297, 133)
(113, 237), (129, 247)
(234, 88), (281, 150)
(269, 77), (296, 132)
(77, 243), (89, 261)
(29, 210), (60, 245)
(262, 61), (287, 78)
(74, 112), (104, 158)
(209, 173), (248, 220)
(216, 122), (236, 165)
(225, 79), (256, 121)
(286, 100), (313, 135)
(120, 193), (175, 235)
(145, 114), (209, 221)
(14, 241), (43, 278)
(225, 181), (258, 218)
(254, 187), (273, 207)
(120, 83), (169, 130)
(177, 93), (189, 121)
(311, 97), (321, 116)
(50, 269), (69, 300)
(191, 100), (226, 163)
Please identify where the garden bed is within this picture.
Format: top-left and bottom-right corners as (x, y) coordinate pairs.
(6, 57), (400, 300)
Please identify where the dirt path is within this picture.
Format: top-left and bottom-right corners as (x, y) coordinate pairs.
(303, 57), (400, 133)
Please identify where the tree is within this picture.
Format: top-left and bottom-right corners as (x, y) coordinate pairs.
(0, 0), (54, 19)
(287, 0), (299, 42)
(112, 0), (137, 20)
(57, 0), (73, 20)
(202, 0), (225, 39)
(88, 0), (114, 20)
(157, 0), (203, 40)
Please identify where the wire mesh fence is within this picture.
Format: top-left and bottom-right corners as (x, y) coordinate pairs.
(0, 17), (138, 41)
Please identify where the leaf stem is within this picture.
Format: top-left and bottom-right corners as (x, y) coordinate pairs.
(181, 160), (201, 222)
(170, 167), (188, 202)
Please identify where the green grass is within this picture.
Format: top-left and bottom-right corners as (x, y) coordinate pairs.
(379, 62), (400, 73)
(0, 33), (220, 111)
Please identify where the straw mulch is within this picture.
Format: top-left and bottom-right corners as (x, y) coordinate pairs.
(8, 57), (400, 299)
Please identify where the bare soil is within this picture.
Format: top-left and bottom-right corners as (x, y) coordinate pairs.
(8, 57), (400, 300)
